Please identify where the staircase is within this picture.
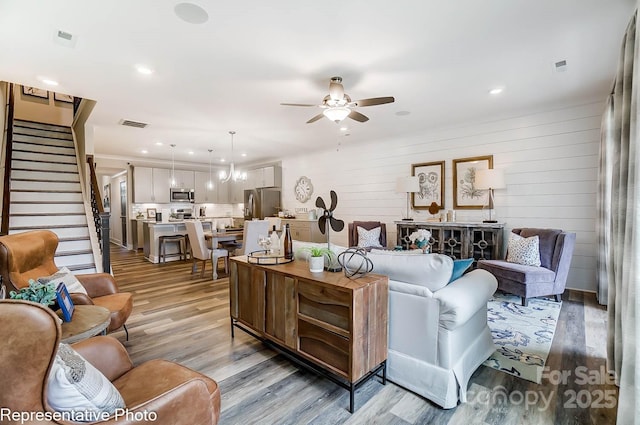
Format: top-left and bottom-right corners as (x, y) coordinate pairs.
(6, 119), (98, 274)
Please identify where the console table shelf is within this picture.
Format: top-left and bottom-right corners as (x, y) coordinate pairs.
(229, 257), (388, 413)
(396, 221), (504, 265)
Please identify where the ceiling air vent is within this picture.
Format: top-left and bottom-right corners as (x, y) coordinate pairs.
(53, 29), (77, 48)
(554, 60), (568, 72)
(119, 119), (148, 129)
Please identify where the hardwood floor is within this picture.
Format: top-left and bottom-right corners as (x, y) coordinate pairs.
(109, 245), (618, 425)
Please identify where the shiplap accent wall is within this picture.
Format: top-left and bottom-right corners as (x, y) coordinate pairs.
(281, 101), (603, 292)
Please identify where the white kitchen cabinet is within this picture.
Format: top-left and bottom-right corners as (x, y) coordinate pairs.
(133, 167), (154, 203)
(217, 181), (231, 203)
(172, 170), (195, 188)
(152, 168), (171, 203)
(195, 171), (218, 203)
(229, 178), (246, 203)
(245, 166), (282, 189)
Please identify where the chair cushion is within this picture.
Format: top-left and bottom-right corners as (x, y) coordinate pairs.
(517, 228), (561, 269)
(47, 343), (125, 417)
(506, 233), (541, 266)
(37, 266), (88, 295)
(357, 226), (383, 249)
(478, 260), (556, 284)
(369, 251), (453, 292)
(92, 293), (133, 332)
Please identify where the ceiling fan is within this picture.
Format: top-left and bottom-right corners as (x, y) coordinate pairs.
(281, 76), (395, 124)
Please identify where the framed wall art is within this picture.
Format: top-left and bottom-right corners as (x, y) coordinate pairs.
(147, 208), (157, 219)
(453, 155), (493, 209)
(411, 161), (445, 210)
(54, 92), (74, 103)
(22, 85), (49, 99)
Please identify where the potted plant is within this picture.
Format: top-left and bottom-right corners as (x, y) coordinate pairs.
(297, 246), (335, 273)
(9, 280), (57, 307)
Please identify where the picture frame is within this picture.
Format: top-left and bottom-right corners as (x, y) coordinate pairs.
(147, 208), (157, 219)
(411, 161), (445, 210)
(54, 92), (74, 103)
(22, 85), (48, 99)
(453, 155), (493, 209)
(103, 183), (110, 210)
(56, 283), (75, 322)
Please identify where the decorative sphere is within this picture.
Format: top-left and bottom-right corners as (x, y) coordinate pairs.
(337, 248), (373, 278)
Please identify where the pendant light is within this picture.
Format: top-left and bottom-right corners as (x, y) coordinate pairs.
(170, 144), (176, 187)
(219, 131), (246, 182)
(207, 149), (214, 189)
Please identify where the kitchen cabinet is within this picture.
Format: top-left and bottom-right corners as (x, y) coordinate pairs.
(194, 171), (217, 203)
(133, 167), (170, 203)
(172, 170), (194, 189)
(281, 219), (325, 243)
(250, 166), (281, 188)
(217, 182), (230, 203)
(229, 179), (246, 204)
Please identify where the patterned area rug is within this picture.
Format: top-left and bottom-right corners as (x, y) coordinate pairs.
(483, 293), (561, 383)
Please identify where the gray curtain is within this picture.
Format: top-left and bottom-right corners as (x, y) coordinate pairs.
(597, 9), (639, 424)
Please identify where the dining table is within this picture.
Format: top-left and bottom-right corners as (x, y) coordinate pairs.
(204, 229), (244, 250)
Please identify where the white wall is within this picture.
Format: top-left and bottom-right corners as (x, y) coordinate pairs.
(281, 102), (603, 292)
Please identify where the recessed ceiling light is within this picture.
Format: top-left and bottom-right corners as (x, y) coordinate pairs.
(188, 151), (194, 155)
(155, 142), (163, 146)
(174, 3), (209, 24)
(489, 87), (504, 95)
(340, 127), (348, 131)
(220, 159), (226, 162)
(41, 79), (59, 86)
(141, 150), (148, 154)
(135, 65), (154, 75)
(241, 153), (247, 157)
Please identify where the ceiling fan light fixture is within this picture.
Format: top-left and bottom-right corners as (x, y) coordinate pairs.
(323, 107), (350, 123)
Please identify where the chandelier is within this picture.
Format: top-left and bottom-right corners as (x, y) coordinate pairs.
(219, 131), (246, 182)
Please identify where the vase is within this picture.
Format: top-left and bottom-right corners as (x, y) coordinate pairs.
(309, 256), (324, 273)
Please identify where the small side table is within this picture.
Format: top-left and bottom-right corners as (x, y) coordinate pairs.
(60, 305), (111, 344)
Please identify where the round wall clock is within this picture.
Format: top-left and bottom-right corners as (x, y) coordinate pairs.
(294, 176), (314, 203)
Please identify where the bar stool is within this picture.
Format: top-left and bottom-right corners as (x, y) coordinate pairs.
(158, 234), (187, 263)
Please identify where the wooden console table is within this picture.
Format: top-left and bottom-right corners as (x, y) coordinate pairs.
(229, 257), (389, 413)
(396, 221), (505, 265)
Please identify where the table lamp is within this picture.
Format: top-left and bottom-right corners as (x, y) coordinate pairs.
(396, 176), (420, 221)
(475, 169), (506, 223)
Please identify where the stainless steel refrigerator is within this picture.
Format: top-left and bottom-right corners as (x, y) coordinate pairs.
(244, 188), (281, 220)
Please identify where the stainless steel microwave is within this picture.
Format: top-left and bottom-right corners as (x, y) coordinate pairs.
(170, 188), (195, 203)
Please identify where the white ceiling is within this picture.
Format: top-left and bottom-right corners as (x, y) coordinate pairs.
(0, 1), (635, 172)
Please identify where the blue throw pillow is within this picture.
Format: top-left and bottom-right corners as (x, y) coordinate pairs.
(449, 258), (474, 283)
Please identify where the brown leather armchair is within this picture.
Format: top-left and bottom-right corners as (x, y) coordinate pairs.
(0, 230), (133, 338)
(0, 300), (220, 425)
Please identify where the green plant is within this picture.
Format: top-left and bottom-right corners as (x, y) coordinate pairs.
(9, 280), (57, 306)
(297, 246), (335, 259)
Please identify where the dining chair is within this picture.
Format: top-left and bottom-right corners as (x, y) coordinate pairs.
(185, 221), (228, 280)
(242, 220), (271, 255)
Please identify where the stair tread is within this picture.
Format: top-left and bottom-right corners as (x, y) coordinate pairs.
(11, 189), (82, 193)
(13, 119), (72, 133)
(11, 167), (78, 174)
(10, 224), (89, 230)
(55, 249), (94, 256)
(12, 148), (76, 157)
(11, 158), (77, 165)
(10, 212), (85, 216)
(11, 201), (84, 204)
(59, 237), (91, 242)
(65, 264), (97, 271)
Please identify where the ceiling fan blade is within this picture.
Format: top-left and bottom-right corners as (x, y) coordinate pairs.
(306, 113), (325, 124)
(329, 217), (345, 232)
(281, 103), (317, 107)
(329, 81), (344, 102)
(329, 190), (338, 211)
(348, 110), (369, 123)
(315, 196), (327, 210)
(351, 96), (395, 107)
(318, 216), (327, 234)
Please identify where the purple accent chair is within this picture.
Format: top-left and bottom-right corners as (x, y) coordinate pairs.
(477, 228), (576, 307)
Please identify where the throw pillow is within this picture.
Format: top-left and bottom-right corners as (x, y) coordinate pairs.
(506, 233), (542, 266)
(357, 226), (382, 249)
(449, 258), (474, 283)
(47, 343), (126, 417)
(38, 266), (87, 295)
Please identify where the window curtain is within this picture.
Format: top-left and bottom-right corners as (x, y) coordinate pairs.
(597, 9), (639, 424)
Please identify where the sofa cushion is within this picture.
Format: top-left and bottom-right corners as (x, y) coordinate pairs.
(449, 258), (474, 283)
(38, 266), (88, 295)
(47, 343), (126, 417)
(517, 228), (561, 269)
(369, 251), (453, 292)
(357, 226), (383, 249)
(478, 259), (556, 284)
(506, 233), (541, 266)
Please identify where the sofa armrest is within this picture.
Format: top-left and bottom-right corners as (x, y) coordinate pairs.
(71, 336), (134, 381)
(76, 273), (119, 298)
(433, 269), (497, 330)
(389, 280), (434, 297)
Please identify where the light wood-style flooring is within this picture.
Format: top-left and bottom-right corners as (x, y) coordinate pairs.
(109, 245), (617, 425)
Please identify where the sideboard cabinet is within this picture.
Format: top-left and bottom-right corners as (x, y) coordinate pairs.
(396, 221), (504, 265)
(229, 257), (388, 412)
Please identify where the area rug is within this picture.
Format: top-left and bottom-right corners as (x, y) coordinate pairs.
(482, 293), (561, 383)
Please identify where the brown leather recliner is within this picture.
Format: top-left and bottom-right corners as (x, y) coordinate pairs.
(0, 299), (220, 425)
(0, 230), (133, 337)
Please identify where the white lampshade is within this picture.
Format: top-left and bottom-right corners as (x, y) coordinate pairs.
(323, 107), (351, 123)
(396, 176), (420, 193)
(475, 169), (506, 190)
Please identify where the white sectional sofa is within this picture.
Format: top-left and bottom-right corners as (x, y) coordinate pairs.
(291, 241), (498, 409)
